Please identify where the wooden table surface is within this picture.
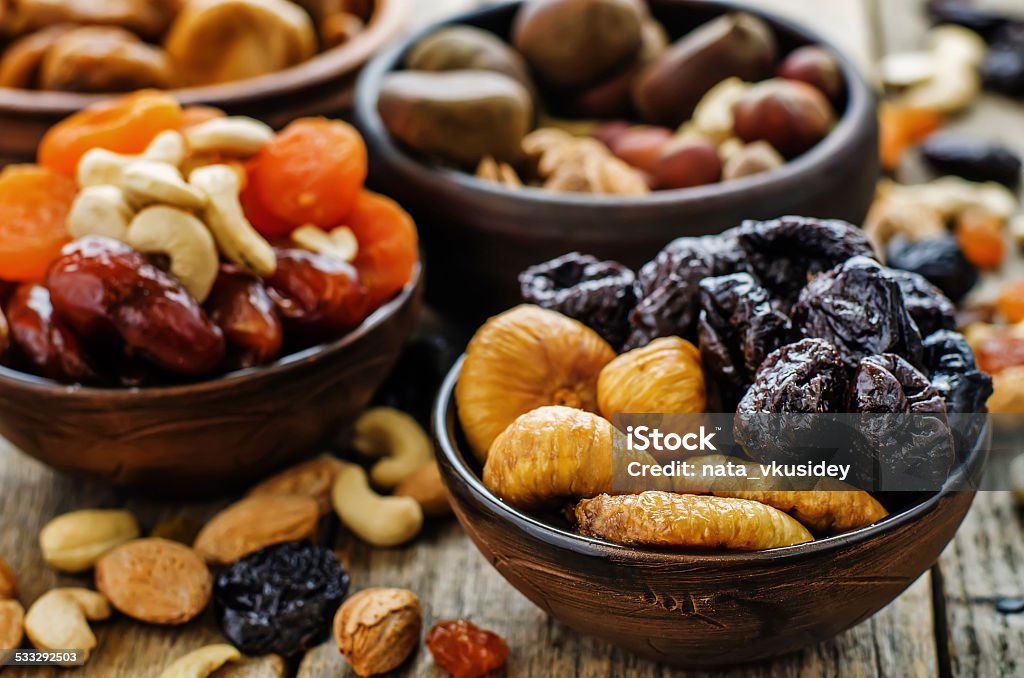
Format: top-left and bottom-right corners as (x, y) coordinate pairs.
(3, 1), (1024, 676)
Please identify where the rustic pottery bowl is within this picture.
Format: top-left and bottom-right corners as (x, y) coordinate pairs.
(433, 359), (986, 669)
(354, 0), (881, 321)
(0, 0), (409, 165)
(0, 267), (422, 494)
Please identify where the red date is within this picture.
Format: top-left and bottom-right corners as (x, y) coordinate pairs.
(5, 284), (99, 383)
(266, 248), (367, 342)
(206, 265), (283, 369)
(46, 236), (225, 376)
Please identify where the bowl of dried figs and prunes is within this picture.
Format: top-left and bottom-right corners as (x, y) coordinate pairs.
(433, 216), (992, 668)
(0, 91), (422, 491)
(354, 0), (880, 319)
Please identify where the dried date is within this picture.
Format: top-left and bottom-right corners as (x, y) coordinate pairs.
(919, 135), (1022, 188)
(888, 269), (957, 337)
(45, 236), (225, 376)
(520, 252), (636, 349)
(5, 284), (99, 383)
(886, 235), (978, 303)
(206, 265), (283, 370)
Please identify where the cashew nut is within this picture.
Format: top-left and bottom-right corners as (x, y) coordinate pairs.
(76, 130), (186, 186)
(122, 160), (208, 210)
(899, 177), (1018, 221)
(691, 77), (750, 144)
(66, 185), (135, 242)
(291, 224), (358, 263)
(127, 206), (220, 302)
(189, 164), (276, 277)
(902, 59), (980, 114)
(24, 588), (110, 663)
(352, 407), (433, 489)
(158, 644), (241, 678)
(331, 462), (423, 547)
(184, 116), (275, 156)
(928, 25), (987, 68)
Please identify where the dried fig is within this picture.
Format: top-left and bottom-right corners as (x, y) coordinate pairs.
(575, 492), (813, 549)
(38, 26), (172, 93)
(597, 337), (706, 420)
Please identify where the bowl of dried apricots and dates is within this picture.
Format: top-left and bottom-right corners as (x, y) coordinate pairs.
(0, 0), (408, 163)
(0, 90), (422, 492)
(433, 216), (992, 668)
(354, 0), (880, 319)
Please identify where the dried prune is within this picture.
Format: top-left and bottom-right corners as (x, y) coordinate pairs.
(426, 620), (509, 678)
(5, 284), (99, 383)
(214, 541), (349, 657)
(697, 273), (792, 408)
(888, 269), (957, 336)
(45, 237), (225, 376)
(849, 354), (946, 414)
(733, 216), (876, 304)
(520, 252), (636, 349)
(206, 265), (283, 370)
(627, 234), (748, 349)
(792, 256), (924, 369)
(982, 23), (1024, 97)
(924, 330), (994, 414)
(925, 0), (1013, 42)
(886, 235), (978, 302)
(919, 135), (1022, 188)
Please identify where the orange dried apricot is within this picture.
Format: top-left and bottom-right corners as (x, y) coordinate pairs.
(997, 279), (1024, 324)
(879, 102), (942, 172)
(249, 118), (367, 229)
(240, 168), (295, 238)
(0, 165), (77, 282)
(345, 190), (418, 309)
(38, 90), (183, 175)
(955, 209), (1005, 269)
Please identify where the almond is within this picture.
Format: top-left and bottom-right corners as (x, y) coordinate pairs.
(333, 588), (422, 677)
(0, 599), (24, 650)
(393, 462), (452, 518)
(0, 557), (16, 599)
(193, 495), (319, 565)
(95, 538), (211, 625)
(246, 455), (344, 516)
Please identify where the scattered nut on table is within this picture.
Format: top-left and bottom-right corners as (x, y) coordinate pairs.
(334, 588), (422, 677)
(352, 407), (434, 489)
(331, 462), (423, 547)
(39, 509), (140, 573)
(246, 454), (345, 517)
(193, 494), (319, 565)
(23, 588), (110, 663)
(158, 644), (241, 678)
(0, 599), (24, 651)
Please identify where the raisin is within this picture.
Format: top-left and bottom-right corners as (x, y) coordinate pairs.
(924, 330), (993, 414)
(733, 216), (876, 305)
(919, 135), (1022, 188)
(5, 284), (100, 383)
(792, 256), (924, 369)
(925, 0), (1014, 41)
(697, 273), (792, 409)
(886, 235), (978, 303)
(214, 541), (350, 657)
(426, 620), (509, 678)
(520, 252), (636, 349)
(888, 269), (957, 337)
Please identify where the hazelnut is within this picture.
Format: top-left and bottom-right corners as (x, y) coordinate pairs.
(733, 78), (836, 157)
(653, 136), (722, 189)
(778, 45), (844, 102)
(722, 140), (785, 181)
(609, 125), (673, 173)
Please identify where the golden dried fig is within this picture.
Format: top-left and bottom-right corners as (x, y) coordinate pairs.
(597, 336), (706, 420)
(456, 304), (616, 461)
(575, 492), (813, 550)
(39, 26), (172, 93)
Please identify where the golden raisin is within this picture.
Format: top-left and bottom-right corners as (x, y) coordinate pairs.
(426, 620), (509, 678)
(996, 279), (1024, 324)
(956, 209), (1006, 269)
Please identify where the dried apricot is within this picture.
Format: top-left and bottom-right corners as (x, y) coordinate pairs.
(38, 90), (183, 175)
(240, 168), (294, 238)
(956, 209), (1006, 269)
(426, 620), (509, 678)
(345, 190), (418, 309)
(879, 102), (942, 172)
(0, 165), (77, 282)
(249, 118), (367, 228)
(997, 279), (1024, 323)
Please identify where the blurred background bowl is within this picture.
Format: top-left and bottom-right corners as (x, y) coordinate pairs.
(433, 358), (987, 668)
(354, 0), (880, 322)
(0, 0), (410, 166)
(0, 266), (422, 494)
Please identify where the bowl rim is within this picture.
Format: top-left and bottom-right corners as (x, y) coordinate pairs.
(353, 0), (878, 211)
(0, 263), (422, 399)
(433, 356), (987, 565)
(0, 0), (409, 113)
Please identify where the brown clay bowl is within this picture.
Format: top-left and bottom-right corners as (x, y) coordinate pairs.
(353, 0), (881, 322)
(433, 358), (987, 669)
(0, 0), (410, 165)
(0, 266), (422, 494)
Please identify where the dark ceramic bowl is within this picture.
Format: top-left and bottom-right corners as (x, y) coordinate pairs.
(0, 267), (422, 494)
(354, 0), (881, 321)
(433, 359), (986, 669)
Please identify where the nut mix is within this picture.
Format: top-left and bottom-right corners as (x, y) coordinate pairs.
(458, 216), (996, 551)
(380, 0), (843, 194)
(0, 91), (419, 387)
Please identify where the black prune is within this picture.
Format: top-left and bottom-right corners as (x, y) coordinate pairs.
(888, 268), (957, 336)
(849, 354), (947, 414)
(733, 216), (876, 304)
(919, 135), (1022, 188)
(923, 330), (994, 414)
(214, 541), (349, 657)
(792, 256), (924, 369)
(886, 235), (978, 302)
(981, 22), (1024, 97)
(626, 234), (748, 349)
(697, 273), (792, 409)
(925, 0), (1014, 42)
(520, 252), (636, 349)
